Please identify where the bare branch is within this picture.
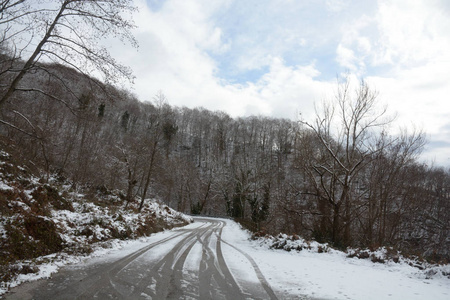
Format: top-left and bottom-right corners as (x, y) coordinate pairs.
(0, 0), (137, 110)
(0, 117), (40, 139)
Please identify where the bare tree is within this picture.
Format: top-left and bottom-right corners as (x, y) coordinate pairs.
(300, 76), (395, 246)
(360, 128), (425, 247)
(138, 92), (174, 211)
(0, 0), (137, 110)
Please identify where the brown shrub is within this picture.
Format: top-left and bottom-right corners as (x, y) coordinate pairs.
(1, 215), (64, 262)
(31, 185), (74, 212)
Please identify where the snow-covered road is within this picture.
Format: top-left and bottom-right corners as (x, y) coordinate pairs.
(5, 218), (276, 299)
(4, 217), (450, 299)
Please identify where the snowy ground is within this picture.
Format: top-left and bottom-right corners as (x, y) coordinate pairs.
(2, 217), (449, 300)
(220, 218), (450, 300)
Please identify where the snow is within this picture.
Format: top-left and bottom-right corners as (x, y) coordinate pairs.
(0, 181), (13, 191)
(0, 149), (194, 297)
(14, 264), (59, 286)
(1, 217), (449, 299)
(0, 196), (192, 296)
(0, 229), (184, 296)
(220, 218), (450, 300)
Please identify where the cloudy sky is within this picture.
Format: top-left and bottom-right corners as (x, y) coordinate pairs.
(111, 0), (450, 166)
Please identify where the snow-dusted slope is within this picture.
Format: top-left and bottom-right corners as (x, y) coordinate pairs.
(0, 150), (192, 296)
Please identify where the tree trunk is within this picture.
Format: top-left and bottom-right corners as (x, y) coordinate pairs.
(139, 141), (158, 211)
(0, 1), (68, 110)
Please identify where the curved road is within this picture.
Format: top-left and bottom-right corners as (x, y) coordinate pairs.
(6, 218), (279, 300)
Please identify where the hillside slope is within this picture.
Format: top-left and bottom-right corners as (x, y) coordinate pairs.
(0, 148), (192, 295)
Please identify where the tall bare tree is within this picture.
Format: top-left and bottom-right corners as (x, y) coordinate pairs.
(0, 0), (137, 110)
(300, 77), (395, 246)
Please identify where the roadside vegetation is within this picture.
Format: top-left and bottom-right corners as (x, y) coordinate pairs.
(0, 147), (191, 289)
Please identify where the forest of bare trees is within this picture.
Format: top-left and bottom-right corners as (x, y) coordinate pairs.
(0, 59), (448, 260)
(1, 1), (448, 262)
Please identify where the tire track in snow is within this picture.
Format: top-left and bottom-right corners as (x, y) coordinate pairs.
(219, 235), (278, 300)
(133, 218), (248, 300)
(76, 229), (192, 299)
(5, 218), (280, 300)
(198, 221), (247, 300)
(129, 221), (218, 298)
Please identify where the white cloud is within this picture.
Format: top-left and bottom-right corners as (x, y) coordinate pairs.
(366, 58), (450, 165)
(111, 0), (450, 166)
(111, 0), (332, 121)
(326, 0), (350, 13)
(249, 57), (330, 119)
(336, 44), (358, 71)
(373, 0), (449, 67)
(368, 60), (450, 133)
(333, 0), (450, 165)
(357, 36), (371, 54)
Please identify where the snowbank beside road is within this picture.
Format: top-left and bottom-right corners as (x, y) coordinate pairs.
(220, 218), (450, 300)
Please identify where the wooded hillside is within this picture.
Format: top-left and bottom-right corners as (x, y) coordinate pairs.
(0, 57), (448, 261)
